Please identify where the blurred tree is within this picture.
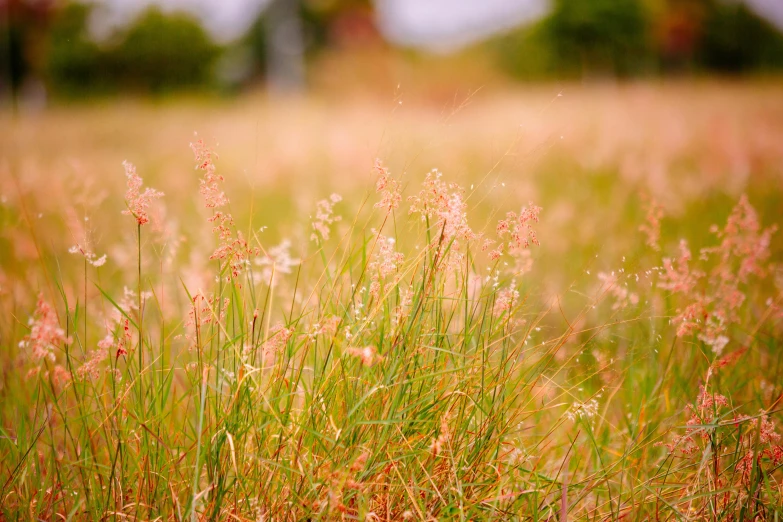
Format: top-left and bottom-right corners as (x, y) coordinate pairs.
(242, 0), (372, 86)
(654, 0), (705, 71)
(495, 0), (783, 80)
(262, 0), (307, 91)
(1, 0), (55, 110)
(244, 9), (268, 80)
(698, 0), (783, 72)
(111, 7), (220, 93)
(492, 21), (557, 80)
(494, 0), (653, 79)
(546, 0), (652, 77)
(45, 2), (111, 96)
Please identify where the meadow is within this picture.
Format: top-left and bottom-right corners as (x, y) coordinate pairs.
(1, 81), (782, 520)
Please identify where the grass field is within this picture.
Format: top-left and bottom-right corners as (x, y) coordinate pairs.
(1, 81), (783, 520)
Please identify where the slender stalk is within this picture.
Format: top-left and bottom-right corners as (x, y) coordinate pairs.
(188, 367), (208, 521)
(137, 222), (143, 406)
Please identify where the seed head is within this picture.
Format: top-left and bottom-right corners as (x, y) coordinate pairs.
(122, 161), (163, 226)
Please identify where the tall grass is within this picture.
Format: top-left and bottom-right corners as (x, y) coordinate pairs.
(1, 111), (782, 519)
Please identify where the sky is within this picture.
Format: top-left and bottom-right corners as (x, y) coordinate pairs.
(749, 0), (783, 30)
(374, 0), (547, 53)
(91, 0), (783, 49)
(90, 0), (270, 41)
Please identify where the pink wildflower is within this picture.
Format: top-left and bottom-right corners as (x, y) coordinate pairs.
(190, 138), (227, 209)
(20, 294), (72, 362)
(736, 412), (783, 482)
(496, 202), (541, 254)
(255, 239), (301, 282)
(97, 333), (114, 350)
(494, 280), (519, 317)
(659, 240), (701, 293)
(695, 384), (729, 411)
(346, 345), (382, 367)
(368, 236), (404, 299)
(310, 315), (340, 338)
(639, 193), (664, 251)
(68, 244), (107, 267)
(429, 416), (451, 456)
(262, 322), (294, 367)
(704, 194), (776, 283)
(393, 287), (414, 326)
(190, 139), (259, 279)
(122, 161), (163, 226)
(311, 194), (342, 242)
(115, 318), (132, 358)
(409, 170), (476, 243)
(52, 365), (71, 387)
(659, 196), (775, 353)
(660, 383), (729, 454)
(76, 349), (107, 381)
(408, 170), (478, 272)
(597, 271), (639, 310)
(185, 293), (229, 349)
(373, 159), (401, 212)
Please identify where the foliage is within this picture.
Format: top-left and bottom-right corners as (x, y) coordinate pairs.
(495, 0), (783, 80)
(45, 3), (113, 96)
(0, 0), (56, 103)
(111, 8), (220, 93)
(242, 0), (366, 81)
(547, 0), (652, 77)
(698, 0), (783, 72)
(45, 3), (220, 96)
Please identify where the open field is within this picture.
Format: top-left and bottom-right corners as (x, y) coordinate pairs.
(1, 81), (783, 519)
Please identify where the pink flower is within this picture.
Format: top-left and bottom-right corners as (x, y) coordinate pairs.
(122, 161), (163, 226)
(346, 345), (382, 367)
(68, 244), (108, 267)
(20, 294), (72, 362)
(494, 280), (519, 317)
(429, 416), (451, 456)
(409, 170), (475, 243)
(373, 159), (401, 212)
(52, 365), (71, 387)
(115, 318), (132, 358)
(190, 139), (259, 280)
(496, 202), (542, 254)
(597, 271), (639, 310)
(190, 138), (228, 209)
(408, 170), (478, 272)
(659, 196), (775, 348)
(311, 194), (342, 242)
(659, 240), (701, 294)
(262, 323), (294, 367)
(76, 349), (107, 381)
(639, 193), (664, 251)
(368, 236), (404, 299)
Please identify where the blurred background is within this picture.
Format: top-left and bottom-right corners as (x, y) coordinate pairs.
(2, 0), (783, 108)
(2, 0), (783, 300)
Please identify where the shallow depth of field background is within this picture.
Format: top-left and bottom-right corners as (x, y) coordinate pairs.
(4, 0), (783, 295)
(2, 0), (783, 520)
